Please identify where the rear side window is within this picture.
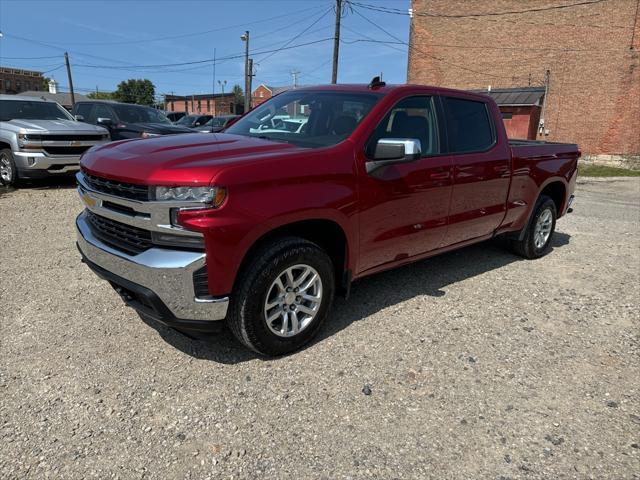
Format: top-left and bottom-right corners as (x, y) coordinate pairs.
(443, 97), (494, 153)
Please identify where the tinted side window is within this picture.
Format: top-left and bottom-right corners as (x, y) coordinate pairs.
(443, 97), (494, 153)
(74, 103), (92, 120)
(366, 96), (440, 158)
(92, 104), (114, 123)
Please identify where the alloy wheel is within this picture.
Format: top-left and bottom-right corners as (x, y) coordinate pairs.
(263, 264), (323, 337)
(533, 208), (553, 249)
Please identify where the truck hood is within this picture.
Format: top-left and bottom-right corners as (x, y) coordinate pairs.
(131, 122), (196, 134)
(6, 119), (107, 134)
(81, 133), (305, 185)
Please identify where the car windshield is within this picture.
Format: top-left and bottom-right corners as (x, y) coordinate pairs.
(205, 117), (228, 127)
(225, 90), (382, 148)
(176, 115), (198, 126)
(111, 104), (171, 124)
(0, 100), (74, 121)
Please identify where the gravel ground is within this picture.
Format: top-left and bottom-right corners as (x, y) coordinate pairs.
(1, 177), (638, 480)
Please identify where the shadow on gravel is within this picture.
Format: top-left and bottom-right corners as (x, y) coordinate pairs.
(18, 176), (78, 190)
(142, 232), (571, 363)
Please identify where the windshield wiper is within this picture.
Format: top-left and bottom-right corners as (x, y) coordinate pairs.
(256, 135), (291, 144)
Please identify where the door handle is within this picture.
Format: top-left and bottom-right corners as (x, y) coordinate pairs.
(429, 171), (450, 180)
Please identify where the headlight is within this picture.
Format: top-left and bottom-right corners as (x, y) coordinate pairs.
(18, 133), (41, 143)
(154, 185), (227, 206)
(141, 132), (161, 138)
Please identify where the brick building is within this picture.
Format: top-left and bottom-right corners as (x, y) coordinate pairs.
(165, 93), (238, 116)
(0, 67), (44, 94)
(408, 0), (640, 160)
(252, 84), (294, 106)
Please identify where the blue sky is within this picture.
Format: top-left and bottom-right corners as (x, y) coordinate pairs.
(0, 0), (410, 97)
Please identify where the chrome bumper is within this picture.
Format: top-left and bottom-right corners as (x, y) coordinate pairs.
(76, 210), (228, 322)
(14, 151), (82, 173)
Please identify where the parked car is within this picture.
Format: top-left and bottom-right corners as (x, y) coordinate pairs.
(194, 114), (240, 133)
(72, 101), (195, 140)
(250, 117), (307, 135)
(0, 95), (109, 186)
(75, 80), (579, 356)
(165, 111), (186, 123)
(175, 114), (213, 129)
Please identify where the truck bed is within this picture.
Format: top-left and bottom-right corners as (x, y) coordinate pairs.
(509, 138), (580, 160)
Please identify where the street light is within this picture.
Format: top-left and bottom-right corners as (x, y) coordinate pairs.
(241, 31), (251, 112)
(217, 79), (227, 95)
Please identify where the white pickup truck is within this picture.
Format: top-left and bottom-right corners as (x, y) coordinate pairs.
(0, 95), (109, 186)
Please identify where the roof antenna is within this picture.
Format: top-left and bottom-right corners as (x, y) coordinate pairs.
(368, 76), (386, 89)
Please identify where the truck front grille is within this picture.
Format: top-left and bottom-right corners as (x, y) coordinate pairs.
(83, 173), (150, 201)
(40, 134), (105, 141)
(86, 211), (152, 255)
(43, 146), (92, 156)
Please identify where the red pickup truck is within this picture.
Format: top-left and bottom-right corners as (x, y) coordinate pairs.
(76, 80), (578, 356)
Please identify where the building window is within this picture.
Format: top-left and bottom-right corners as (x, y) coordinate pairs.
(197, 100), (201, 111)
(4, 79), (10, 90)
(501, 112), (513, 120)
(207, 99), (210, 111)
(259, 91), (264, 98)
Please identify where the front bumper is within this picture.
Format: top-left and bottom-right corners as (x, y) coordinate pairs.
(76, 211), (228, 330)
(14, 151), (81, 176)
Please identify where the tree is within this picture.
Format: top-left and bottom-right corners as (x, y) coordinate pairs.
(112, 79), (156, 106)
(232, 84), (244, 109)
(87, 91), (114, 100)
(41, 77), (51, 91)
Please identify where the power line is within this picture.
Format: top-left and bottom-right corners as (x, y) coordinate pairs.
(256, 7), (333, 64)
(349, 0), (607, 18)
(73, 38), (334, 70)
(29, 5), (330, 47)
(349, 6), (533, 81)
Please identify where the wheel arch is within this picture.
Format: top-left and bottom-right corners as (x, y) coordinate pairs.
(234, 217), (352, 297)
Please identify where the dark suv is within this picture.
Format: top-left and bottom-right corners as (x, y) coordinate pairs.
(73, 101), (195, 140)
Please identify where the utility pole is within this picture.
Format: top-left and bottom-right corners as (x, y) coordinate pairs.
(241, 31), (250, 112)
(64, 52), (76, 107)
(290, 70), (300, 88)
(248, 58), (254, 110)
(331, 0), (342, 84)
(212, 47), (216, 115)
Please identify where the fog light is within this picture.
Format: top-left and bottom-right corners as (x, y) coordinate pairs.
(27, 157), (36, 166)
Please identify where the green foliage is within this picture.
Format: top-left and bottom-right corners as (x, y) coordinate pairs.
(112, 79), (156, 106)
(232, 84), (244, 105)
(578, 164), (640, 177)
(87, 91), (114, 100)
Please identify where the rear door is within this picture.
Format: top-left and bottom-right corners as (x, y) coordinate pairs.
(357, 95), (453, 273)
(441, 96), (511, 245)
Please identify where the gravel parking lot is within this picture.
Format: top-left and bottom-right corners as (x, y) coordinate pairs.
(1, 177), (638, 479)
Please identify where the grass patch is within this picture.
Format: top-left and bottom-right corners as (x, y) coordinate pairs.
(578, 164), (640, 177)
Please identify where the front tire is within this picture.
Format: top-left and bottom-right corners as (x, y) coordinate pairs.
(0, 149), (18, 187)
(511, 195), (557, 259)
(227, 237), (335, 356)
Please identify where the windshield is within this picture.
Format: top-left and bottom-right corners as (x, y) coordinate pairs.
(0, 100), (74, 122)
(111, 104), (171, 124)
(225, 90), (381, 148)
(176, 115), (198, 126)
(205, 117), (227, 127)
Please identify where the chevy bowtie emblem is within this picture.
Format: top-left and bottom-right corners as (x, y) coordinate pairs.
(80, 190), (97, 208)
(69, 140), (82, 146)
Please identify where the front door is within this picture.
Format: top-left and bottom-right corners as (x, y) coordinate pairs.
(357, 96), (453, 274)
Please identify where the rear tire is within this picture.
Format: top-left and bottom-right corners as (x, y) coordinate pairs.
(0, 149), (19, 187)
(227, 236), (335, 356)
(510, 195), (557, 259)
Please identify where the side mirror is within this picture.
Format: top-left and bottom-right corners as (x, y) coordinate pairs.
(366, 138), (422, 174)
(97, 117), (113, 126)
(75, 114), (85, 122)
